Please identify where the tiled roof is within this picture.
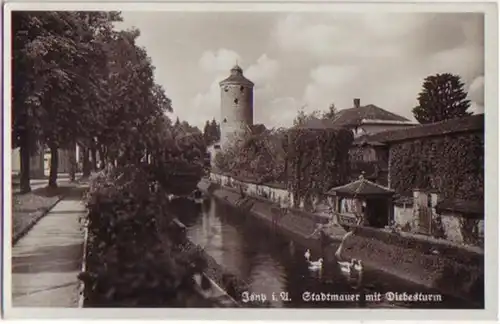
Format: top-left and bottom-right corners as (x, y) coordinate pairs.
(219, 65), (254, 86)
(435, 198), (484, 217)
(354, 114), (484, 144)
(332, 104), (412, 127)
(326, 175), (394, 197)
(394, 195), (414, 206)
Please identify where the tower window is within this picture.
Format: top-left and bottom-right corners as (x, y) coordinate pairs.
(240, 85), (244, 92)
(234, 98), (239, 104)
(223, 118), (227, 123)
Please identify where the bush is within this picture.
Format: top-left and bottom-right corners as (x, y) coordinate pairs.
(81, 164), (208, 307)
(214, 129), (287, 184)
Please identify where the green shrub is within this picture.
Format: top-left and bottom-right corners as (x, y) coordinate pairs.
(81, 165), (208, 307)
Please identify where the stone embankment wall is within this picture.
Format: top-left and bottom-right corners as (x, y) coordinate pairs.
(340, 226), (484, 305)
(199, 177), (484, 305)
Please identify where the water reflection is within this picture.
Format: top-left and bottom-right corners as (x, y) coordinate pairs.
(179, 197), (478, 309)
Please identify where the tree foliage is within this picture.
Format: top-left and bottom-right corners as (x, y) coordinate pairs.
(322, 103), (338, 120)
(286, 128), (353, 210)
(412, 73), (472, 124)
(11, 11), (178, 190)
(12, 10), (214, 307)
(82, 166), (209, 307)
(389, 133), (484, 200)
(214, 128), (287, 183)
(293, 106), (323, 127)
(203, 118), (221, 146)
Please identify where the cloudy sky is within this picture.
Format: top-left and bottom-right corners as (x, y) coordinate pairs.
(117, 11), (485, 129)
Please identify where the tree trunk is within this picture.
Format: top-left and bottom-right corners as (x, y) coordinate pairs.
(48, 143), (59, 188)
(69, 143), (77, 182)
(19, 140), (32, 193)
(91, 146), (98, 171)
(82, 147), (91, 177)
(98, 146), (106, 168)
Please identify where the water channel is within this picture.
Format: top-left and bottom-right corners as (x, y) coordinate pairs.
(177, 196), (479, 309)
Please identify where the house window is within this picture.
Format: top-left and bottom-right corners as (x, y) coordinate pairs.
(234, 98), (239, 104)
(240, 85), (244, 92)
(223, 118), (227, 123)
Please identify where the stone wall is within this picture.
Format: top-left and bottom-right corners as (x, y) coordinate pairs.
(341, 226), (484, 305)
(209, 172), (330, 212)
(211, 172), (484, 248)
(393, 196), (484, 247)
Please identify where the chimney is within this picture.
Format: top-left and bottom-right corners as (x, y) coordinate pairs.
(354, 98), (361, 108)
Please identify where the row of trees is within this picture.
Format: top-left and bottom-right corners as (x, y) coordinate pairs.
(12, 11), (206, 193)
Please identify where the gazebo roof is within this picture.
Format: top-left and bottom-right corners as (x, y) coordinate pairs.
(326, 174), (394, 197)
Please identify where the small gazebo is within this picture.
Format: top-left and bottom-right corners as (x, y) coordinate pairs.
(326, 174), (395, 228)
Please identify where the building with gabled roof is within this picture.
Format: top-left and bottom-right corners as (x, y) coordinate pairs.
(344, 114), (484, 246)
(332, 98), (419, 137)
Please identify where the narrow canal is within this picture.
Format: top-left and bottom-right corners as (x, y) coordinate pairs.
(177, 196), (478, 309)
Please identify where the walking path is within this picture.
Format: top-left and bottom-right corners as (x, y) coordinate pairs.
(11, 184), (88, 307)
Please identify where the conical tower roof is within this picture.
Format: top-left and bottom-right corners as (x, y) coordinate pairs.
(219, 64), (254, 87)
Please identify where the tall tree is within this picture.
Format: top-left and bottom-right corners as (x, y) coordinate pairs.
(12, 12), (46, 192)
(322, 103), (338, 120)
(210, 118), (220, 143)
(412, 73), (472, 124)
(203, 120), (211, 144)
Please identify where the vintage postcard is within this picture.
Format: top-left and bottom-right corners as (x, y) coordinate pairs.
(2, 0), (498, 321)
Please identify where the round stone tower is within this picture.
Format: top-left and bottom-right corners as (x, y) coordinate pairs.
(219, 64), (254, 149)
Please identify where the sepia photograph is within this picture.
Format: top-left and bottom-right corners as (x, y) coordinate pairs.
(2, 1), (498, 321)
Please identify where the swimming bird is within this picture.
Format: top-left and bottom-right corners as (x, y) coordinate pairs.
(353, 259), (363, 272)
(308, 258), (323, 271)
(304, 249), (311, 261)
(338, 259), (354, 274)
(338, 259), (364, 276)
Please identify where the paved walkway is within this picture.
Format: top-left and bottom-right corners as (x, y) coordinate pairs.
(12, 185), (87, 307)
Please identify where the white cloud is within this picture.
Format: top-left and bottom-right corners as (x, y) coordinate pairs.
(468, 76), (485, 105)
(117, 12), (484, 129)
(468, 76), (485, 114)
(263, 97), (301, 128)
(272, 13), (485, 122)
(199, 48), (242, 73)
(245, 54), (279, 88)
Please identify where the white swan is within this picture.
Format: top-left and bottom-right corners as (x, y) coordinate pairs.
(304, 249), (311, 261)
(338, 259), (354, 274)
(353, 259), (363, 272)
(338, 259), (364, 276)
(308, 258), (323, 271)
